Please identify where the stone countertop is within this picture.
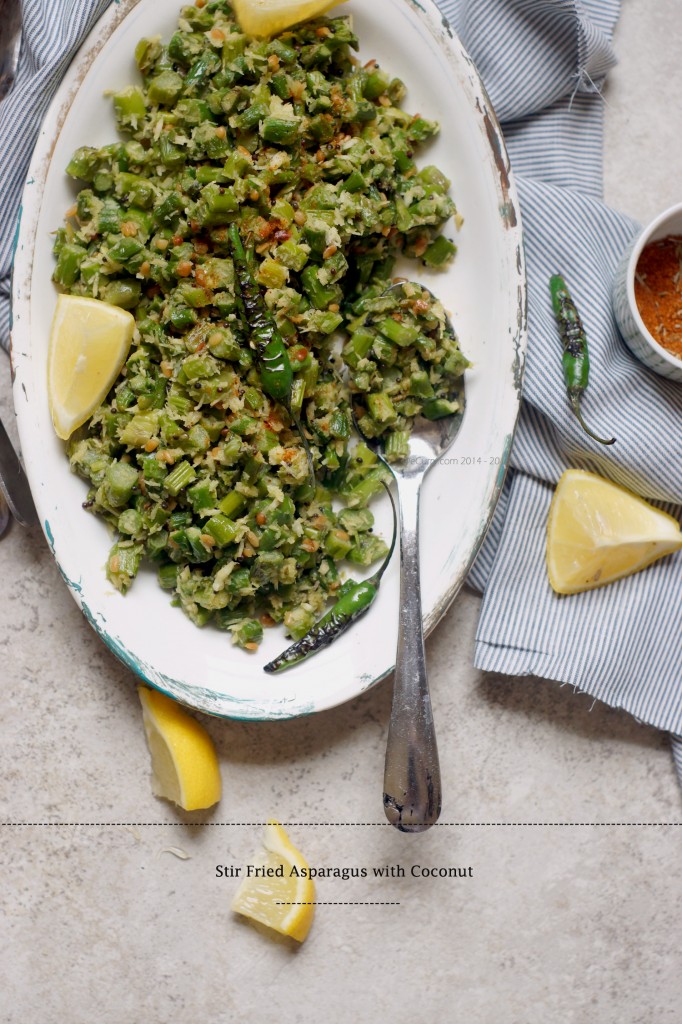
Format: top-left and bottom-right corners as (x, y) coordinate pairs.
(2, 2), (681, 1021)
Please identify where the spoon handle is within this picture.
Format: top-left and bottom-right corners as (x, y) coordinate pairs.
(383, 472), (441, 832)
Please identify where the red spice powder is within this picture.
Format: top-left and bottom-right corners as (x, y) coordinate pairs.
(634, 234), (682, 358)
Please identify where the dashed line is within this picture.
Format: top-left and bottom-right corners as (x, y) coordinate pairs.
(275, 901), (401, 906)
(2, 822), (681, 828)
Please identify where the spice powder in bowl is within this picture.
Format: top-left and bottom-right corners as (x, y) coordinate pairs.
(612, 201), (682, 381)
(634, 236), (682, 360)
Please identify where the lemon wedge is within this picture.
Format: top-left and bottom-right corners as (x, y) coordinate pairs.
(232, 0), (343, 37)
(138, 686), (221, 811)
(547, 469), (682, 594)
(232, 821), (315, 942)
(47, 294), (135, 440)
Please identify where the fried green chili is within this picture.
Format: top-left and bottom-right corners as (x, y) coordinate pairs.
(228, 222), (293, 402)
(263, 482), (397, 672)
(549, 273), (616, 446)
(229, 221), (316, 488)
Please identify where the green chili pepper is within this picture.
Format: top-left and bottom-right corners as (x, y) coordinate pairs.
(228, 222), (315, 488)
(263, 483), (397, 673)
(549, 274), (616, 446)
(228, 222), (293, 402)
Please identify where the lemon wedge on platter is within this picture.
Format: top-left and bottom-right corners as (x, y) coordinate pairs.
(47, 294), (135, 440)
(232, 0), (343, 37)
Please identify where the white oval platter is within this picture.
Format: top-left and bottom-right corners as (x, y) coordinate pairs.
(11, 0), (526, 719)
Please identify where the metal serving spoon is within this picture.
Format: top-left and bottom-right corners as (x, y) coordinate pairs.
(353, 283), (466, 832)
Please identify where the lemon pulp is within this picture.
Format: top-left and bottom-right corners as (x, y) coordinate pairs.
(232, 0), (343, 37)
(546, 469), (682, 594)
(138, 686), (221, 811)
(232, 821), (315, 941)
(48, 294), (135, 440)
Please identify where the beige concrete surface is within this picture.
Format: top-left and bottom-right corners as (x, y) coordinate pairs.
(2, 2), (682, 1022)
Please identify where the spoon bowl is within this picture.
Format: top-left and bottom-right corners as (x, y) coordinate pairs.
(351, 282), (467, 832)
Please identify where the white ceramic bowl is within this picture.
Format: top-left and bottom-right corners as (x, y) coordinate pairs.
(12, 0), (526, 719)
(612, 202), (682, 382)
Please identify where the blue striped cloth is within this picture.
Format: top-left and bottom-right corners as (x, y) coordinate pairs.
(4, 1), (682, 780)
(440, 0), (682, 781)
(0, 0), (112, 344)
